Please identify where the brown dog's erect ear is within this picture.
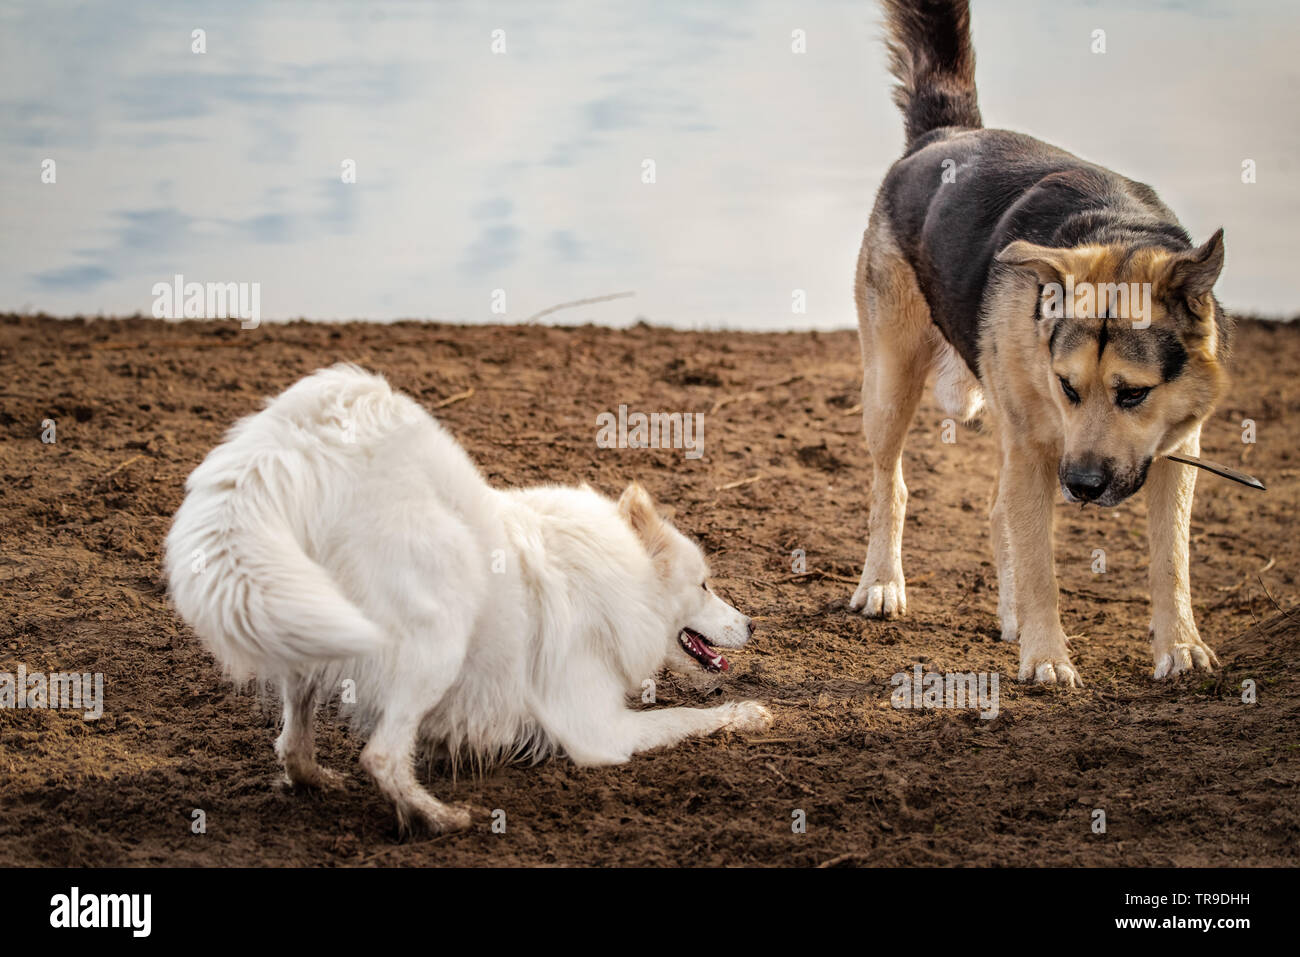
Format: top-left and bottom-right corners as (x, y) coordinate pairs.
(1163, 228), (1225, 307)
(995, 240), (1073, 286)
(995, 240), (1076, 339)
(618, 481), (663, 545)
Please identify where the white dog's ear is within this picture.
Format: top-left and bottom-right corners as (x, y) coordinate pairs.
(618, 481), (664, 545)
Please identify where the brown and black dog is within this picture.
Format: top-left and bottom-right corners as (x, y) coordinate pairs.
(849, 0), (1232, 686)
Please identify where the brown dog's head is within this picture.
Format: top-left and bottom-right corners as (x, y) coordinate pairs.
(997, 230), (1229, 506)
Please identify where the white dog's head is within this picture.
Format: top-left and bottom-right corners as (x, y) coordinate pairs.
(617, 482), (756, 673)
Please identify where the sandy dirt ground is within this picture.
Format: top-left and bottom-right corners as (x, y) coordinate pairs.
(0, 313), (1297, 867)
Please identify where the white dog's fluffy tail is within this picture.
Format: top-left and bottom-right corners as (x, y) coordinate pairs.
(167, 517), (387, 678)
(165, 365), (402, 678)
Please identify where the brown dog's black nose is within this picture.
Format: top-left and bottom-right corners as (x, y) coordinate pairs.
(1063, 464), (1109, 502)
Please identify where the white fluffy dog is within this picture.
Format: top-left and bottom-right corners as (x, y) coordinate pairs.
(165, 364), (772, 834)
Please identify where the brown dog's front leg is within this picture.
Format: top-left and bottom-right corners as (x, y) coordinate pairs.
(998, 440), (1082, 687)
(1146, 425), (1219, 679)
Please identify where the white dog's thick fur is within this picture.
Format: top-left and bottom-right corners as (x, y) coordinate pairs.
(165, 364), (771, 834)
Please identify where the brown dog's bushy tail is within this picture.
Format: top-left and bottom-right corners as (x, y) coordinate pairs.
(882, 0), (982, 148)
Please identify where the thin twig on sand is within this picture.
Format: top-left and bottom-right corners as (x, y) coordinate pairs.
(709, 374), (804, 414)
(103, 454), (146, 479)
(524, 291), (635, 325)
(1216, 555), (1276, 593)
(431, 388), (474, 409)
(714, 474), (763, 492)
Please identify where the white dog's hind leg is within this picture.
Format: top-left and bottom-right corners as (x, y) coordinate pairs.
(275, 675), (341, 789)
(361, 707), (473, 836)
(358, 615), (475, 835)
(348, 503), (484, 834)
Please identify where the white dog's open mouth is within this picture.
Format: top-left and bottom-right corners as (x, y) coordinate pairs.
(679, 628), (729, 672)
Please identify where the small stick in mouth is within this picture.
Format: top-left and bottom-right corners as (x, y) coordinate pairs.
(1164, 452), (1266, 491)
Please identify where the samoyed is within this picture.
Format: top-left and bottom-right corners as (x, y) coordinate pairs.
(165, 364), (771, 834)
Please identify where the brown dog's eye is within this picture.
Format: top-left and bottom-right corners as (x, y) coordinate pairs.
(701, 582), (708, 591)
(1058, 376), (1080, 405)
(1117, 386), (1152, 409)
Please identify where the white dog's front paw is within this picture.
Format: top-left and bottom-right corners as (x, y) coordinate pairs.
(724, 700), (774, 734)
(1152, 620), (1219, 679)
(1018, 624), (1083, 687)
(850, 573), (907, 619)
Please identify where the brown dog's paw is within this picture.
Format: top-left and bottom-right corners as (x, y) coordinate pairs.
(1153, 639), (1219, 679)
(850, 578), (907, 619)
(1152, 617), (1219, 679)
(1019, 654), (1083, 688)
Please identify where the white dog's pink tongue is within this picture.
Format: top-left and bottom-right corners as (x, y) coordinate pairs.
(684, 630), (729, 672)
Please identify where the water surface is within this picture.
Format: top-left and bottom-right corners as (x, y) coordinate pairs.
(2, 0), (1295, 327)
